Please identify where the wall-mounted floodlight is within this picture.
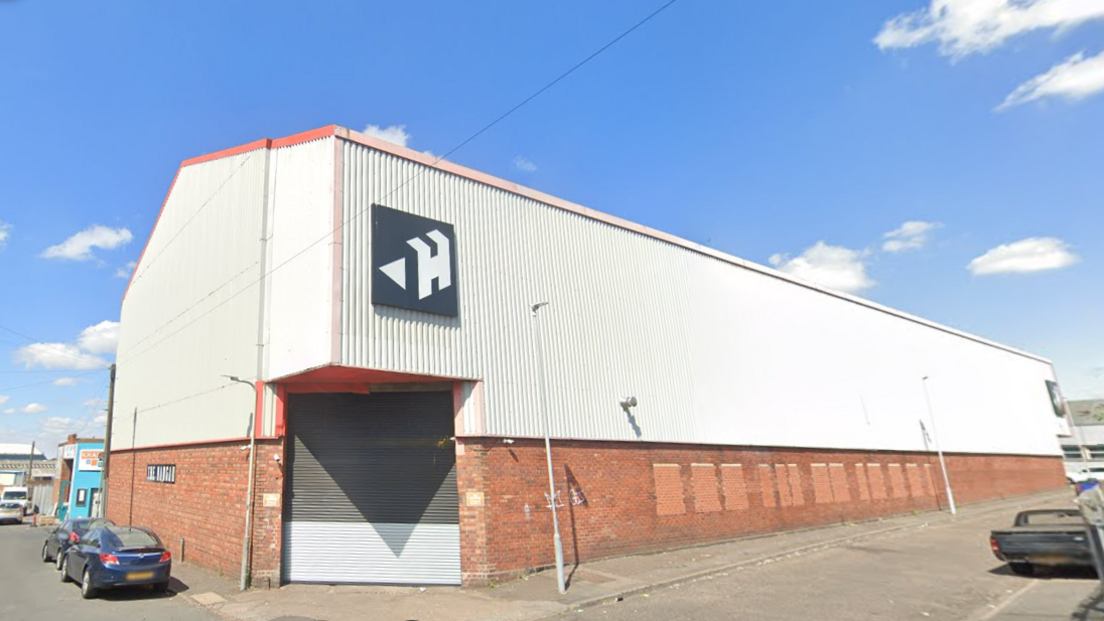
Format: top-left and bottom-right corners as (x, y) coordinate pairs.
(619, 396), (638, 408)
(502, 438), (515, 445)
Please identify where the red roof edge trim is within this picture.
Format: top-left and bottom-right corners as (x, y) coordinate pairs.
(122, 126), (339, 304)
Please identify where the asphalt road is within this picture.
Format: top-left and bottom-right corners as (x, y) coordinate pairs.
(0, 521), (219, 621)
(571, 504), (1098, 621)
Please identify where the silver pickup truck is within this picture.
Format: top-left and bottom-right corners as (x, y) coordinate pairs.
(989, 509), (1093, 576)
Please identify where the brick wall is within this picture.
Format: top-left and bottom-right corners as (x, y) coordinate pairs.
(104, 435), (1065, 588)
(455, 438), (1065, 584)
(105, 439), (285, 586)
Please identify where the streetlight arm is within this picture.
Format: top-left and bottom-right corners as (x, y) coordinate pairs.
(224, 373), (260, 591)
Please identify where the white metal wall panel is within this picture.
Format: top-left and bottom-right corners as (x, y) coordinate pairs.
(265, 138), (336, 380)
(114, 151), (269, 448)
(340, 141), (1062, 457)
(283, 522), (461, 584)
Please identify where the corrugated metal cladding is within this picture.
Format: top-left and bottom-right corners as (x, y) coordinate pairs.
(114, 138), (335, 448)
(283, 391), (460, 584)
(340, 140), (1062, 457)
(265, 137), (336, 381)
(114, 150), (270, 449)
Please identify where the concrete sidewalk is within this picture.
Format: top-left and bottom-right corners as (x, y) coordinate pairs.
(171, 490), (1075, 621)
(953, 556), (1104, 621)
(971, 578), (1103, 620)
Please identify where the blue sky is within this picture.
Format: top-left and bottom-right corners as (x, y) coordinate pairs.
(1, 0), (1101, 455)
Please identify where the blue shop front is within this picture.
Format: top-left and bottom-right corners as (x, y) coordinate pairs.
(55, 439), (104, 520)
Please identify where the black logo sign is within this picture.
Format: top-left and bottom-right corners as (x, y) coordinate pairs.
(371, 204), (458, 317)
(146, 464), (176, 484)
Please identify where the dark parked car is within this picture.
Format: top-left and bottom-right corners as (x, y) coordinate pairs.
(59, 525), (172, 599)
(990, 509), (1093, 576)
(41, 517), (115, 569)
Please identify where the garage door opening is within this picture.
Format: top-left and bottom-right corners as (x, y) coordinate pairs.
(282, 390), (460, 584)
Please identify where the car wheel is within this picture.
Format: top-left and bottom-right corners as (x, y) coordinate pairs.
(41, 542), (51, 563)
(1010, 563), (1035, 577)
(55, 549), (64, 571)
(152, 580), (170, 594)
(80, 568), (98, 599)
(59, 555), (71, 583)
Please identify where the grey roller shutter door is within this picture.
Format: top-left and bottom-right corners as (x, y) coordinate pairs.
(283, 391), (461, 584)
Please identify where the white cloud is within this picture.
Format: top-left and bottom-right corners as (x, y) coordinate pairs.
(22, 403), (47, 414)
(1, 409), (13, 415)
(39, 416), (76, 436)
(77, 320), (119, 355)
(42, 225), (133, 261)
(92, 413), (107, 426)
(51, 378), (79, 387)
(0, 221), (10, 248)
(997, 50), (1104, 110)
(883, 220), (942, 252)
(114, 261), (137, 279)
(513, 156), (538, 172)
(967, 237), (1079, 275)
(769, 242), (876, 294)
(876, 0), (1104, 58)
(15, 343), (109, 371)
(361, 124), (411, 148)
(0, 396), (7, 407)
(13, 319), (118, 370)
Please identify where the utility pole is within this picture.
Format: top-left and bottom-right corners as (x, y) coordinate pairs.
(24, 441), (35, 521)
(531, 302), (566, 594)
(24, 441), (35, 488)
(100, 363), (116, 518)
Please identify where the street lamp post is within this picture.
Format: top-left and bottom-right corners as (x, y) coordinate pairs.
(223, 375), (259, 591)
(921, 375), (957, 515)
(531, 302), (566, 594)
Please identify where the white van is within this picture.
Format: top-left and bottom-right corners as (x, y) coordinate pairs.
(0, 487), (29, 514)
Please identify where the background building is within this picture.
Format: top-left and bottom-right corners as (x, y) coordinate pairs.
(1060, 399), (1104, 472)
(0, 443), (48, 486)
(0, 443), (54, 514)
(108, 125), (1067, 587)
(54, 436), (104, 520)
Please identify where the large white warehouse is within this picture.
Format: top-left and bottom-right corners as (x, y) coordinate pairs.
(107, 125), (1068, 587)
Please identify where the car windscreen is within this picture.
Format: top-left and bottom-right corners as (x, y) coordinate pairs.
(105, 528), (161, 549)
(1020, 511), (1084, 526)
(2, 491), (27, 500)
(0, 502), (21, 509)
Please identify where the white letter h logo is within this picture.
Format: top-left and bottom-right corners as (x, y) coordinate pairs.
(407, 230), (451, 300)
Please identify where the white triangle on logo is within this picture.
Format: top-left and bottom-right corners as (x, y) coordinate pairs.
(379, 258), (407, 290)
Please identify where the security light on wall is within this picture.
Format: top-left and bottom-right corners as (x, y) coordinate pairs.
(619, 396), (638, 408)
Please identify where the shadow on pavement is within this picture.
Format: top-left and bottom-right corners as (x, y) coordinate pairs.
(988, 564), (1099, 580)
(1071, 584), (1104, 621)
(89, 576), (191, 602)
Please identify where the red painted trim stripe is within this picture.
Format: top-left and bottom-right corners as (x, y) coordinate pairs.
(271, 125), (336, 149)
(275, 384), (287, 437)
(123, 125), (338, 304)
(282, 382), (370, 395)
(254, 381), (265, 437)
(109, 435), (279, 454)
(122, 168), (180, 300)
(181, 138), (271, 168)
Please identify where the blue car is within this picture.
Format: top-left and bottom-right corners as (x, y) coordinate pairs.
(59, 525), (172, 599)
(41, 517), (115, 569)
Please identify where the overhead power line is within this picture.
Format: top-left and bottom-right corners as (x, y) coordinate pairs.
(114, 0), (682, 367)
(0, 324), (115, 369)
